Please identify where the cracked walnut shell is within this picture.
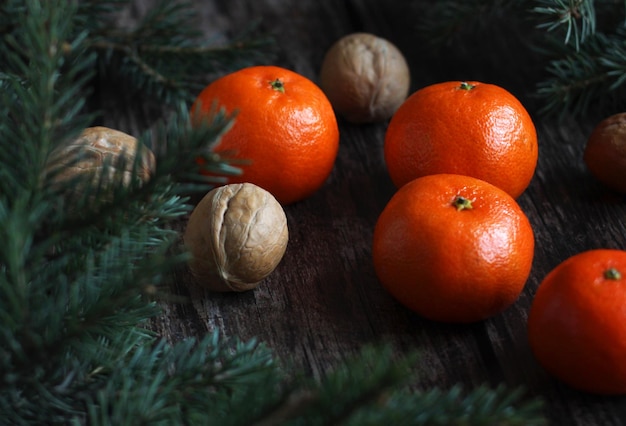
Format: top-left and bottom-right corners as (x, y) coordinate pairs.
(183, 183), (289, 292)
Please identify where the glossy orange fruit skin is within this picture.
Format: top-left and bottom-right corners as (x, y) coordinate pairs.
(372, 173), (535, 323)
(191, 65), (340, 205)
(528, 249), (626, 395)
(384, 81), (538, 199)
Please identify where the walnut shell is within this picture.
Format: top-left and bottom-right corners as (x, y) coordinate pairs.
(45, 126), (156, 197)
(183, 183), (289, 292)
(319, 32), (410, 124)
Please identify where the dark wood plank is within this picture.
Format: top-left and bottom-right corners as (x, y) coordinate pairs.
(104, 1), (626, 425)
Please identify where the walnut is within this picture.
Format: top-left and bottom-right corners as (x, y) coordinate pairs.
(183, 183), (289, 292)
(45, 126), (156, 197)
(319, 32), (411, 124)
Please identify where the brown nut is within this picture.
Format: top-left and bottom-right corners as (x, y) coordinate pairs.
(183, 183), (289, 292)
(45, 126), (156, 197)
(584, 112), (626, 194)
(319, 32), (410, 124)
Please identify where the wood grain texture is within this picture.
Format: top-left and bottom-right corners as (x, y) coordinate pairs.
(105, 1), (626, 425)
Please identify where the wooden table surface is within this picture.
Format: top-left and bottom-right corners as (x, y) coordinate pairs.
(106, 2), (626, 425)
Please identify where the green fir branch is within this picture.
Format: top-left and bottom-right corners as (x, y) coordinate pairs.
(0, 0), (276, 109)
(533, 0), (597, 50)
(298, 345), (419, 425)
(84, 0), (275, 106)
(82, 333), (283, 426)
(344, 384), (546, 426)
(532, 0), (626, 117)
(535, 28), (626, 118)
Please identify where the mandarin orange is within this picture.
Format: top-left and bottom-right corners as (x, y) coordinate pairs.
(191, 65), (339, 205)
(384, 81), (538, 198)
(528, 249), (626, 395)
(372, 173), (535, 323)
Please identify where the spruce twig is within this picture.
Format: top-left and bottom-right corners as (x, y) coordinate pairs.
(533, 0), (597, 50)
(534, 30), (626, 118)
(84, 0), (275, 106)
(0, 0), (275, 109)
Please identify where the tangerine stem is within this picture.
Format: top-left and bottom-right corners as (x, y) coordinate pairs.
(452, 196), (473, 211)
(604, 267), (622, 280)
(459, 81), (475, 91)
(270, 78), (285, 93)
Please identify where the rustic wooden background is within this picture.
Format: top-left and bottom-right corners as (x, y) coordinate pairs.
(103, 1), (626, 425)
